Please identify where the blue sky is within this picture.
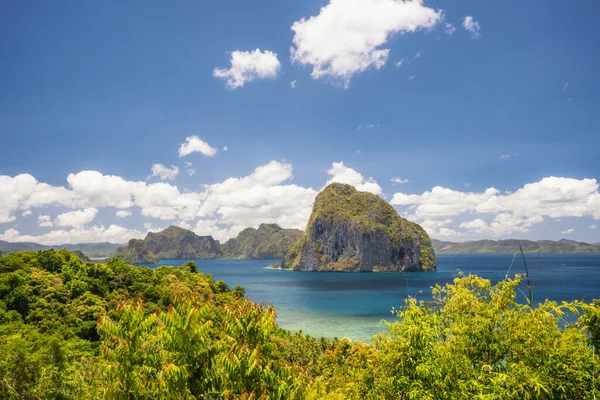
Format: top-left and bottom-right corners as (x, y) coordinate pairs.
(1, 0), (599, 244)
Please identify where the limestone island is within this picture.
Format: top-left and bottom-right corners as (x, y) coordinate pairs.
(282, 183), (436, 272)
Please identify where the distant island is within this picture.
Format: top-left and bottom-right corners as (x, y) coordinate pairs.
(114, 223), (303, 263)
(2, 223), (599, 264)
(432, 238), (600, 254)
(0, 240), (120, 258)
(282, 183), (436, 272)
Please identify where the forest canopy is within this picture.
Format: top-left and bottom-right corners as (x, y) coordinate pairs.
(0, 249), (599, 399)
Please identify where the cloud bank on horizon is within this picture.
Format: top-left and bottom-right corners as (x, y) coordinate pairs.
(1, 135), (599, 245)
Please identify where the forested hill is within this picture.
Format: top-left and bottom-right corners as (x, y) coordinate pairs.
(115, 224), (303, 263)
(432, 238), (600, 253)
(0, 240), (121, 258)
(221, 223), (303, 259)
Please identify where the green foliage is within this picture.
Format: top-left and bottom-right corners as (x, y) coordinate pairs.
(0, 249), (331, 399)
(1, 249), (599, 399)
(222, 223), (303, 259)
(308, 274), (600, 399)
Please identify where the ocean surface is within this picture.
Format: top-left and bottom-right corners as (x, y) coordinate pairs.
(143, 254), (600, 341)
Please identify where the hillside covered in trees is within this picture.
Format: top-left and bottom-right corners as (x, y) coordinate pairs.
(432, 238), (600, 253)
(1, 249), (599, 398)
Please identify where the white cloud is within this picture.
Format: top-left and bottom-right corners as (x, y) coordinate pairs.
(38, 215), (53, 228)
(213, 49), (280, 89)
(408, 75), (416, 80)
(561, 228), (574, 235)
(0, 225), (144, 245)
(392, 177), (600, 237)
(445, 22), (456, 35)
(290, 0), (442, 87)
(463, 15), (481, 37)
(591, 224), (597, 229)
(222, 146), (228, 152)
(326, 161), (382, 195)
(55, 208), (98, 228)
(0, 174), (76, 223)
(290, 80), (297, 88)
(391, 177), (409, 184)
(420, 218), (458, 237)
(499, 153), (518, 160)
(196, 161), (317, 233)
(357, 123), (379, 131)
(414, 51), (421, 59)
(116, 210), (132, 218)
(395, 58), (404, 68)
(178, 136), (218, 158)
(184, 161), (196, 176)
(22, 210), (32, 217)
(150, 164), (179, 180)
(563, 82), (569, 93)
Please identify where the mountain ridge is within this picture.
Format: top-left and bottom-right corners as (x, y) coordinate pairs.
(432, 238), (600, 253)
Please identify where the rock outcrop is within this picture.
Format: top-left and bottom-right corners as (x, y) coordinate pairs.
(115, 226), (220, 263)
(221, 224), (303, 259)
(282, 183), (436, 272)
(115, 239), (159, 264)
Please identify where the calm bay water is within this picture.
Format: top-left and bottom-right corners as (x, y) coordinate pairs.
(143, 254), (600, 341)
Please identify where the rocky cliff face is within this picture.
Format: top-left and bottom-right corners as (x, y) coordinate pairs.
(115, 226), (220, 263)
(221, 224), (303, 259)
(282, 183), (436, 272)
(115, 239), (159, 264)
(145, 226), (221, 260)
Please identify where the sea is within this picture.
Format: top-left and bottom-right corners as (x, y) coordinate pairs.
(142, 254), (600, 341)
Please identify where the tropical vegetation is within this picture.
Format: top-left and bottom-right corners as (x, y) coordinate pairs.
(1, 248), (599, 399)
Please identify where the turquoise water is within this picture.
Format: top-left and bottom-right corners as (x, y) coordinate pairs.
(143, 254), (600, 341)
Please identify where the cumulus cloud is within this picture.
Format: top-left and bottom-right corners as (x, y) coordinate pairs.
(22, 210), (32, 217)
(116, 210), (132, 218)
(290, 80), (297, 88)
(213, 49), (280, 89)
(0, 225), (144, 245)
(326, 161), (382, 195)
(463, 15), (481, 37)
(0, 174), (76, 223)
(178, 136), (218, 158)
(420, 218), (459, 237)
(445, 22), (456, 35)
(150, 164), (179, 180)
(195, 161), (318, 236)
(499, 153), (518, 160)
(392, 177), (600, 237)
(38, 215), (53, 228)
(391, 177), (409, 184)
(290, 0), (442, 86)
(395, 58), (404, 68)
(55, 208), (98, 228)
(561, 228), (574, 235)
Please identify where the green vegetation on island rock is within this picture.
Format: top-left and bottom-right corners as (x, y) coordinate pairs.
(221, 223), (303, 259)
(433, 238), (600, 253)
(115, 225), (221, 263)
(282, 183), (436, 272)
(1, 249), (599, 398)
